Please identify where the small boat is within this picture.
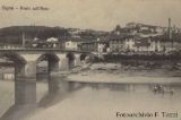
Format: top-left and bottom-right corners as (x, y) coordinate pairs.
(152, 84), (174, 95)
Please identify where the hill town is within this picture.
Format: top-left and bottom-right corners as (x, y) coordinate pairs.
(0, 18), (181, 54)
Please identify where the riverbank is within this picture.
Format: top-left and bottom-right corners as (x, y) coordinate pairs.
(67, 63), (181, 84)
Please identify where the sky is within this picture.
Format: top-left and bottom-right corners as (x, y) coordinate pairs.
(0, 0), (181, 31)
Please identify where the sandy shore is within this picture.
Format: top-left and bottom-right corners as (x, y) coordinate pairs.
(67, 63), (181, 84)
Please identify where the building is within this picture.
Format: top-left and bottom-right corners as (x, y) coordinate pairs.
(65, 40), (80, 50)
(31, 37), (60, 49)
(109, 36), (134, 52)
(79, 41), (97, 52)
(46, 37), (59, 48)
(133, 38), (151, 52)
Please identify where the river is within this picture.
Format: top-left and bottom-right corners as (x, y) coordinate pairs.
(0, 62), (181, 120)
(23, 84), (181, 120)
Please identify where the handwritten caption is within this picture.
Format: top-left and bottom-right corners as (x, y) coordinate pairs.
(1, 5), (49, 11)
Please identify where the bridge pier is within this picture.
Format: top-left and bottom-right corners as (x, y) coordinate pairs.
(74, 54), (81, 67)
(47, 61), (59, 94)
(48, 58), (70, 94)
(15, 61), (37, 105)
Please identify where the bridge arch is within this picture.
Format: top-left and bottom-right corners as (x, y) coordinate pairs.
(37, 53), (59, 62)
(0, 52), (28, 79)
(80, 53), (87, 61)
(37, 52), (60, 71)
(0, 52), (26, 65)
(36, 52), (61, 94)
(0, 52), (38, 105)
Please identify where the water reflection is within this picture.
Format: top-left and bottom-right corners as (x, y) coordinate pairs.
(24, 83), (181, 120)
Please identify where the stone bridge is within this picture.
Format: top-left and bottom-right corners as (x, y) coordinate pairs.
(0, 49), (95, 106)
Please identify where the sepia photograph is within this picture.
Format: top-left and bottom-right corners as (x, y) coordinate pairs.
(0, 0), (181, 120)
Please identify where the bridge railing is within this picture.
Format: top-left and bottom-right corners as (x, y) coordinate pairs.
(0, 45), (24, 50)
(0, 48), (94, 54)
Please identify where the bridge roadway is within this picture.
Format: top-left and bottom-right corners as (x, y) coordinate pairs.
(0, 48), (91, 53)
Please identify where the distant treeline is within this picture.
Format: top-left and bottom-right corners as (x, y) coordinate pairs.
(0, 26), (70, 44)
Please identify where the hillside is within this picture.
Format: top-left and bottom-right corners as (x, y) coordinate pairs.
(0, 26), (70, 44)
(0, 26), (108, 45)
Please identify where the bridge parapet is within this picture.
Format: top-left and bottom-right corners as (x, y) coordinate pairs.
(0, 48), (92, 53)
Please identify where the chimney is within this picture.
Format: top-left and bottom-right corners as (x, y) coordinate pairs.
(168, 18), (172, 40)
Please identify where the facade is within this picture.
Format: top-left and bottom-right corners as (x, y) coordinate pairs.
(99, 32), (136, 52)
(97, 42), (108, 53)
(65, 36), (97, 51)
(31, 37), (60, 49)
(103, 24), (181, 53)
(46, 37), (59, 48)
(79, 42), (97, 52)
(65, 40), (80, 50)
(133, 39), (150, 52)
(98, 34), (175, 53)
(109, 38), (135, 52)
